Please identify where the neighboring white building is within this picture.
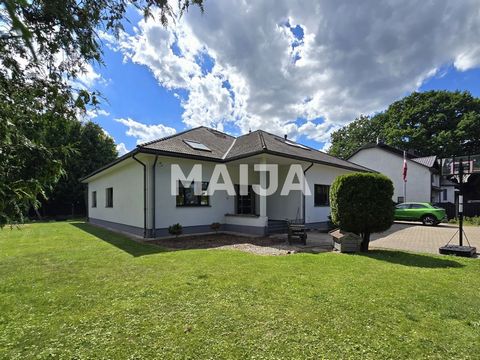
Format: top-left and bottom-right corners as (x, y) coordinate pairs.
(348, 143), (446, 203)
(81, 127), (371, 238)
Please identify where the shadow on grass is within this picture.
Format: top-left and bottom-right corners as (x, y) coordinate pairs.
(71, 222), (166, 257)
(360, 250), (464, 268)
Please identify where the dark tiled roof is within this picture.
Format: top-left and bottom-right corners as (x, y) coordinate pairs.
(412, 155), (437, 168)
(140, 127), (234, 160)
(141, 127), (371, 171)
(82, 126), (372, 181)
(229, 131), (371, 171)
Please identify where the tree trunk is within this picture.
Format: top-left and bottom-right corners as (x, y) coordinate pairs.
(360, 232), (371, 252)
(34, 208), (42, 220)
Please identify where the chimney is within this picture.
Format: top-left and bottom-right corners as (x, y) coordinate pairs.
(284, 134), (288, 140)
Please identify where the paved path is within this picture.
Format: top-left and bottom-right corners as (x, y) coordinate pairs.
(370, 222), (480, 255)
(303, 222), (480, 256)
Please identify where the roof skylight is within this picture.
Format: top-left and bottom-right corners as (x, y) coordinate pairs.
(184, 140), (212, 152)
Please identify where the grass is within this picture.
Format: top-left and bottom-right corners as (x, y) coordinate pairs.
(1, 222), (480, 359)
(448, 216), (480, 226)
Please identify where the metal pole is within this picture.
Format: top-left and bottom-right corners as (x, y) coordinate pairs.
(458, 161), (464, 247)
(404, 180), (407, 203)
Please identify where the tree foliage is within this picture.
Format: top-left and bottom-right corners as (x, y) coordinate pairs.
(330, 173), (394, 252)
(329, 91), (480, 159)
(0, 0), (203, 226)
(41, 122), (118, 217)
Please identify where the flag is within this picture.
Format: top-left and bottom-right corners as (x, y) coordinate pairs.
(403, 151), (408, 182)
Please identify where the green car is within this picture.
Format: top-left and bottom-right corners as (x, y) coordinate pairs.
(394, 202), (446, 226)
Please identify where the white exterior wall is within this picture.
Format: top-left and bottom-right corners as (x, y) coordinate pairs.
(439, 186), (457, 203)
(305, 164), (356, 223)
(155, 157), (235, 229)
(85, 153), (363, 234)
(267, 165), (302, 220)
(87, 159), (144, 228)
(349, 148), (432, 203)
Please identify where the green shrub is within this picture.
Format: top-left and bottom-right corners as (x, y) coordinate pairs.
(330, 173), (394, 252)
(449, 216), (480, 226)
(210, 222), (221, 233)
(168, 223), (183, 238)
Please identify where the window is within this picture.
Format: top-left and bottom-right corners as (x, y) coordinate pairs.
(314, 184), (330, 206)
(397, 196), (405, 203)
(409, 203), (427, 209)
(235, 185), (256, 215)
(395, 203), (409, 209)
(91, 191), (97, 208)
(176, 181), (209, 206)
(183, 140), (211, 151)
(442, 189), (448, 201)
(105, 187), (113, 208)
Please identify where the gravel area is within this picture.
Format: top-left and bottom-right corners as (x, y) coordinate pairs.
(148, 233), (332, 256)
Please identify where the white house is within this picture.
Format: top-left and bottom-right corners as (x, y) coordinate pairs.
(348, 143), (445, 203)
(81, 127), (371, 238)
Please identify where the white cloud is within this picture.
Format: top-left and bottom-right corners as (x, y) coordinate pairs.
(76, 62), (102, 88)
(86, 109), (110, 119)
(109, 0), (480, 145)
(115, 117), (177, 144)
(116, 142), (129, 156)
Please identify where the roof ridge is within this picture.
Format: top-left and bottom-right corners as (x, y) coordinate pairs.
(204, 127), (235, 138)
(137, 126), (202, 147)
(222, 138), (237, 159)
(258, 131), (267, 149)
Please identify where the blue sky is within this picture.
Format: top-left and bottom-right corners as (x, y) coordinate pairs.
(84, 1), (480, 155)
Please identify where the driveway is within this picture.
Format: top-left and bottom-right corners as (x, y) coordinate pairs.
(370, 222), (480, 255)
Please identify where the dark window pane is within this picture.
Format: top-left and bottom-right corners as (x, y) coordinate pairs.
(314, 184), (330, 206)
(176, 181), (209, 206)
(105, 188), (113, 207)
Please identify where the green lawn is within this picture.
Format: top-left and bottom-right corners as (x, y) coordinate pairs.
(1, 222), (480, 359)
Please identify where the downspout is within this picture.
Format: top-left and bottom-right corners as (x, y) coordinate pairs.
(302, 162), (314, 224)
(133, 154), (147, 238)
(152, 156), (159, 238)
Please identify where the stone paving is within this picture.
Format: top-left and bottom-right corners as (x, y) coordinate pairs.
(370, 222), (480, 255)
(303, 222), (480, 256)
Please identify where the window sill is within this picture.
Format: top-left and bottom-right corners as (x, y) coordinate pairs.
(314, 205), (330, 207)
(225, 213), (260, 218)
(176, 205), (211, 208)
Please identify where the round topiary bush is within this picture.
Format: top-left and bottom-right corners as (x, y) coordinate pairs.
(330, 173), (394, 252)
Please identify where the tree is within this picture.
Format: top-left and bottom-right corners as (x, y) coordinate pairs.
(42, 122), (118, 217)
(0, 0), (203, 226)
(330, 173), (394, 252)
(328, 115), (383, 159)
(0, 72), (79, 226)
(328, 91), (480, 159)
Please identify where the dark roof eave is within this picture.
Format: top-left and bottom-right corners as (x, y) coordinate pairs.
(79, 148), (141, 182)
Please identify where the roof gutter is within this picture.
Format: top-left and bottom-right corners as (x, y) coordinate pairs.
(302, 162), (314, 224)
(132, 154), (147, 238)
(152, 155), (158, 238)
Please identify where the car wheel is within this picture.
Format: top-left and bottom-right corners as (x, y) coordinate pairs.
(422, 215), (436, 226)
